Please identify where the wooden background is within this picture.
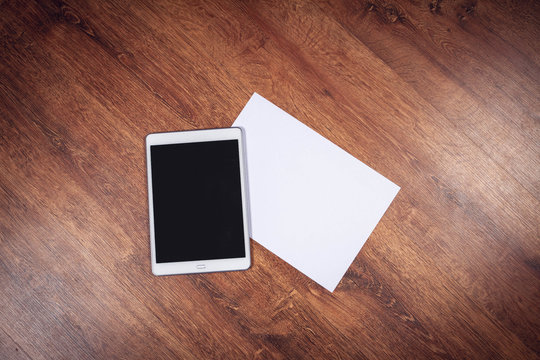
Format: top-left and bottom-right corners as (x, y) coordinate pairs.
(1, 0), (539, 358)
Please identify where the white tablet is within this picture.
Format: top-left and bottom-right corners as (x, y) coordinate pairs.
(145, 128), (251, 275)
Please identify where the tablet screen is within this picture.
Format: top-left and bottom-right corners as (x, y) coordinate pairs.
(150, 140), (246, 263)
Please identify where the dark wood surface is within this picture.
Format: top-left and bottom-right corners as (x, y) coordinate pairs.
(1, 0), (539, 358)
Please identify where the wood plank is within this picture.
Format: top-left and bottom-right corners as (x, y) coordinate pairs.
(0, 2), (266, 358)
(0, 0), (538, 358)
(320, 0), (540, 197)
(237, 1), (539, 355)
(0, 1), (354, 358)
(0, 329), (32, 360)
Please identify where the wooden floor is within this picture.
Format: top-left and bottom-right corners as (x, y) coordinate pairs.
(1, 0), (539, 359)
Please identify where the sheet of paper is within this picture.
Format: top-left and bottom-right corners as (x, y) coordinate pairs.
(233, 93), (400, 292)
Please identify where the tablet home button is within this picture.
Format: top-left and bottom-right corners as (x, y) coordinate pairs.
(196, 264), (206, 269)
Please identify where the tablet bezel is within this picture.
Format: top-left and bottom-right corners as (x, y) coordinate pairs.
(145, 127), (251, 276)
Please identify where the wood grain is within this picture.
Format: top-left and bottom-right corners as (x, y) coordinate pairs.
(1, 0), (538, 359)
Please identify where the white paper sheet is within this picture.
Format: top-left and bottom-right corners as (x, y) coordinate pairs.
(233, 93), (400, 292)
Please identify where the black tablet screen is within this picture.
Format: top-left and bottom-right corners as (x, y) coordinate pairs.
(150, 140), (246, 263)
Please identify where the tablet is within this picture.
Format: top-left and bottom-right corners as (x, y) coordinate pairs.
(145, 128), (251, 275)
